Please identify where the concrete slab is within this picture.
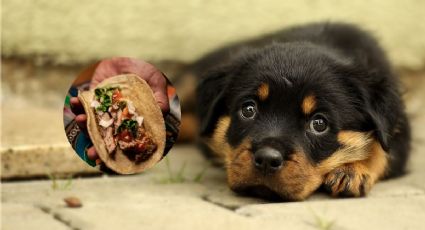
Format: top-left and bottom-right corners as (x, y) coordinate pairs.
(40, 196), (258, 230)
(1, 145), (99, 179)
(1, 203), (69, 230)
(3, 173), (425, 230)
(236, 196), (425, 230)
(1, 172), (263, 230)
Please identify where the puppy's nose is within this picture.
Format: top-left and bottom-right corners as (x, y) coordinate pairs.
(254, 147), (283, 174)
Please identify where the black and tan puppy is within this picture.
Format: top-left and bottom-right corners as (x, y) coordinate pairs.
(192, 22), (410, 200)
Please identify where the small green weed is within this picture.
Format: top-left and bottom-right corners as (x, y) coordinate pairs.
(307, 207), (335, 230)
(155, 157), (208, 184)
(47, 173), (73, 190)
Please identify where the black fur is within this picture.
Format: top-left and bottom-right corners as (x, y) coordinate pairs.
(194, 22), (410, 178)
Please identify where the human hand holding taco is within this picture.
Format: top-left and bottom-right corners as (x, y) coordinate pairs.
(70, 57), (169, 165)
(78, 74), (166, 174)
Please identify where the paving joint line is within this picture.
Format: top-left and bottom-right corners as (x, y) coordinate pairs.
(36, 204), (81, 230)
(200, 194), (242, 213)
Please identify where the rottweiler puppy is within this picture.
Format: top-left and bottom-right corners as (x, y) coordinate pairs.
(192, 22), (411, 200)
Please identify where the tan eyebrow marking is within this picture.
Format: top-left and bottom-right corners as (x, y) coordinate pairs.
(257, 83), (269, 101)
(302, 94), (316, 115)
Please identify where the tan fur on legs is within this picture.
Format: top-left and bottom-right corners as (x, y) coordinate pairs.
(322, 134), (388, 197)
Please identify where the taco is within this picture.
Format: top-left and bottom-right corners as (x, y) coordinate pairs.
(78, 74), (166, 174)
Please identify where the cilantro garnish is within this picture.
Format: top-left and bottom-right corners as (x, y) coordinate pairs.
(116, 119), (138, 137)
(94, 87), (119, 112)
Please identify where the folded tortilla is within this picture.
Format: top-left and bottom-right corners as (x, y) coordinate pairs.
(78, 74), (166, 174)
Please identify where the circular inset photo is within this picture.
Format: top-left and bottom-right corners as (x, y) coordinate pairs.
(63, 57), (181, 174)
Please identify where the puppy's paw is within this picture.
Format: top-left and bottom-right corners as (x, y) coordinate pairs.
(323, 164), (373, 197)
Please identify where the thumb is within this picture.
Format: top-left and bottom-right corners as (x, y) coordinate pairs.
(153, 89), (170, 113)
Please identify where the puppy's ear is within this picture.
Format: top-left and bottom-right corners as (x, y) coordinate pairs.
(367, 108), (390, 151)
(363, 81), (403, 153)
(196, 68), (230, 136)
(339, 65), (393, 152)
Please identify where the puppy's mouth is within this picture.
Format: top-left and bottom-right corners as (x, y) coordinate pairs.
(233, 185), (284, 201)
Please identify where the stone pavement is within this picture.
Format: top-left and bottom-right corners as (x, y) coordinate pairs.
(2, 69), (425, 229)
(2, 142), (425, 230)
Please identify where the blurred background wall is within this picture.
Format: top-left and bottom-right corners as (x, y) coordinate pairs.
(3, 0), (425, 68)
(2, 0), (425, 178)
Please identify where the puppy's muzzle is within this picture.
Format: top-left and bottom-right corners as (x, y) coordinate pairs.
(254, 147), (283, 175)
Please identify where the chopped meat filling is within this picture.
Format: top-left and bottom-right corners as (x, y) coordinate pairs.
(117, 127), (157, 163)
(92, 86), (157, 163)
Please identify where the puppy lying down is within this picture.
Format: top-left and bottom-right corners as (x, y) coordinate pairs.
(189, 22), (410, 200)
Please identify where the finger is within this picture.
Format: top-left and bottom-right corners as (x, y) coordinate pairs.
(153, 90), (170, 113)
(75, 114), (88, 134)
(87, 147), (99, 161)
(144, 71), (170, 113)
(70, 97), (85, 115)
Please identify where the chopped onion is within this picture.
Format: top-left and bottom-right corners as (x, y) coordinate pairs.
(91, 100), (101, 108)
(99, 118), (114, 128)
(136, 116), (144, 126)
(127, 101), (136, 115)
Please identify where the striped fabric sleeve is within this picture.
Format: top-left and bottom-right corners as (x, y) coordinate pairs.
(63, 82), (96, 167)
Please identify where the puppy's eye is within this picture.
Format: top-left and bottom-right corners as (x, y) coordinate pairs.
(240, 101), (257, 119)
(309, 114), (328, 134)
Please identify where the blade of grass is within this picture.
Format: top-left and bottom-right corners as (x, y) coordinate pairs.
(307, 206), (335, 230)
(175, 161), (187, 183)
(47, 173), (58, 190)
(193, 167), (208, 183)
